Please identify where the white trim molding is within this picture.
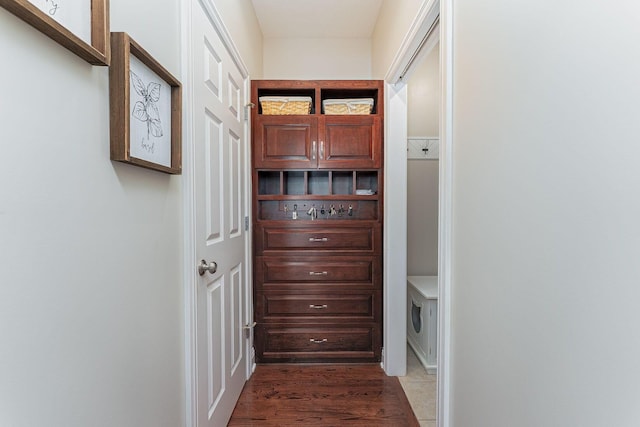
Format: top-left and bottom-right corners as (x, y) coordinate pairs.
(382, 81), (408, 376)
(181, 0), (198, 427)
(437, 0), (453, 426)
(180, 2), (197, 426)
(386, 0), (440, 84)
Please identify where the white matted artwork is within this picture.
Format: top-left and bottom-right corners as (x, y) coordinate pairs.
(0, 0), (109, 65)
(109, 32), (182, 174)
(129, 55), (173, 169)
(29, 0), (91, 43)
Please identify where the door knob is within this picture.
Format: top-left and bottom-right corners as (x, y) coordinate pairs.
(198, 260), (218, 276)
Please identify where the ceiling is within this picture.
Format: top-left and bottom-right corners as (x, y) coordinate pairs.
(251, 0), (384, 38)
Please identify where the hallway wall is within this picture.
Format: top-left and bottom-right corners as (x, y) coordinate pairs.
(407, 42), (439, 137)
(407, 43), (439, 276)
(0, 2), (184, 426)
(263, 37), (372, 79)
(450, 1), (640, 425)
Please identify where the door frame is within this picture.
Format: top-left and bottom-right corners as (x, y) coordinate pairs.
(181, 1), (253, 426)
(384, 0), (452, 426)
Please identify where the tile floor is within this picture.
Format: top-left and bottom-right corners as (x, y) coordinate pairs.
(399, 345), (437, 427)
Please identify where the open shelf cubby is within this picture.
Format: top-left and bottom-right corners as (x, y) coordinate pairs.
(331, 171), (353, 195)
(257, 170), (378, 197)
(283, 171), (305, 195)
(356, 171), (378, 194)
(308, 171), (330, 195)
(257, 171), (281, 195)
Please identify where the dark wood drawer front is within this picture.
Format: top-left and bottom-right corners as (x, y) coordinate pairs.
(263, 327), (374, 353)
(260, 227), (375, 252)
(260, 294), (374, 319)
(259, 258), (374, 283)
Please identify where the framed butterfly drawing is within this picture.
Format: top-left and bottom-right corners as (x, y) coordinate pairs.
(0, 0), (109, 65)
(109, 32), (182, 174)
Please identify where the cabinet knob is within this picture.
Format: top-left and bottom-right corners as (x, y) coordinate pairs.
(309, 271), (328, 276)
(309, 304), (328, 309)
(308, 237), (328, 242)
(309, 338), (328, 344)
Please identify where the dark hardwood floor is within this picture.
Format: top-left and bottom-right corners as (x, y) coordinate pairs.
(228, 364), (420, 426)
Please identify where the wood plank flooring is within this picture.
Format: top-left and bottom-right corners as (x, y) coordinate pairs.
(228, 364), (420, 426)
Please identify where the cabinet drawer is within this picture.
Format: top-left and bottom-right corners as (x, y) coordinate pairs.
(256, 256), (378, 285)
(257, 325), (380, 362)
(257, 292), (376, 320)
(258, 226), (378, 253)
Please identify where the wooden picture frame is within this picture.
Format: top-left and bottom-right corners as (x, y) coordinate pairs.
(0, 0), (110, 65)
(109, 32), (182, 174)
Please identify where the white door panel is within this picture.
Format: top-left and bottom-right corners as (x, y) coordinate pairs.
(205, 277), (224, 414)
(189, 0), (249, 425)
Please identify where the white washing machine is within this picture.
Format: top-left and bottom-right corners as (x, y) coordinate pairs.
(407, 276), (438, 374)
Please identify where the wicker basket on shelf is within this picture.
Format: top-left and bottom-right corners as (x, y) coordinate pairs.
(259, 96), (312, 115)
(323, 98), (374, 115)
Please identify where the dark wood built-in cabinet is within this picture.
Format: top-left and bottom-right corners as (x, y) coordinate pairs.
(254, 116), (381, 169)
(251, 80), (384, 363)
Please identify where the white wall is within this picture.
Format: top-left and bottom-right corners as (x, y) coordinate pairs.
(0, 1), (184, 426)
(263, 38), (371, 79)
(371, 0), (424, 79)
(407, 161), (439, 276)
(408, 42), (439, 137)
(407, 42), (439, 276)
(450, 1), (640, 426)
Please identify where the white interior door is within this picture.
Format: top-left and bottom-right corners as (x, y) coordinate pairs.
(190, 0), (249, 425)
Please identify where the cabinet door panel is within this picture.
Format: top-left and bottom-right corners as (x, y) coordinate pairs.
(253, 116), (317, 168)
(318, 116), (381, 168)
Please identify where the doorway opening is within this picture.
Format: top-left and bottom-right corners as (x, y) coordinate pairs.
(383, 0), (451, 426)
(400, 38), (440, 425)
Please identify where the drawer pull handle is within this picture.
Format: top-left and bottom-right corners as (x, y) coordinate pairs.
(309, 304), (328, 309)
(309, 338), (328, 344)
(309, 237), (329, 242)
(309, 271), (328, 276)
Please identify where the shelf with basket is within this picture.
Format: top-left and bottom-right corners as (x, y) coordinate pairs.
(254, 80), (382, 117)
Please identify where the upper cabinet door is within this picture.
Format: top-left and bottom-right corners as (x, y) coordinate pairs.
(317, 116), (382, 169)
(253, 116), (318, 168)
